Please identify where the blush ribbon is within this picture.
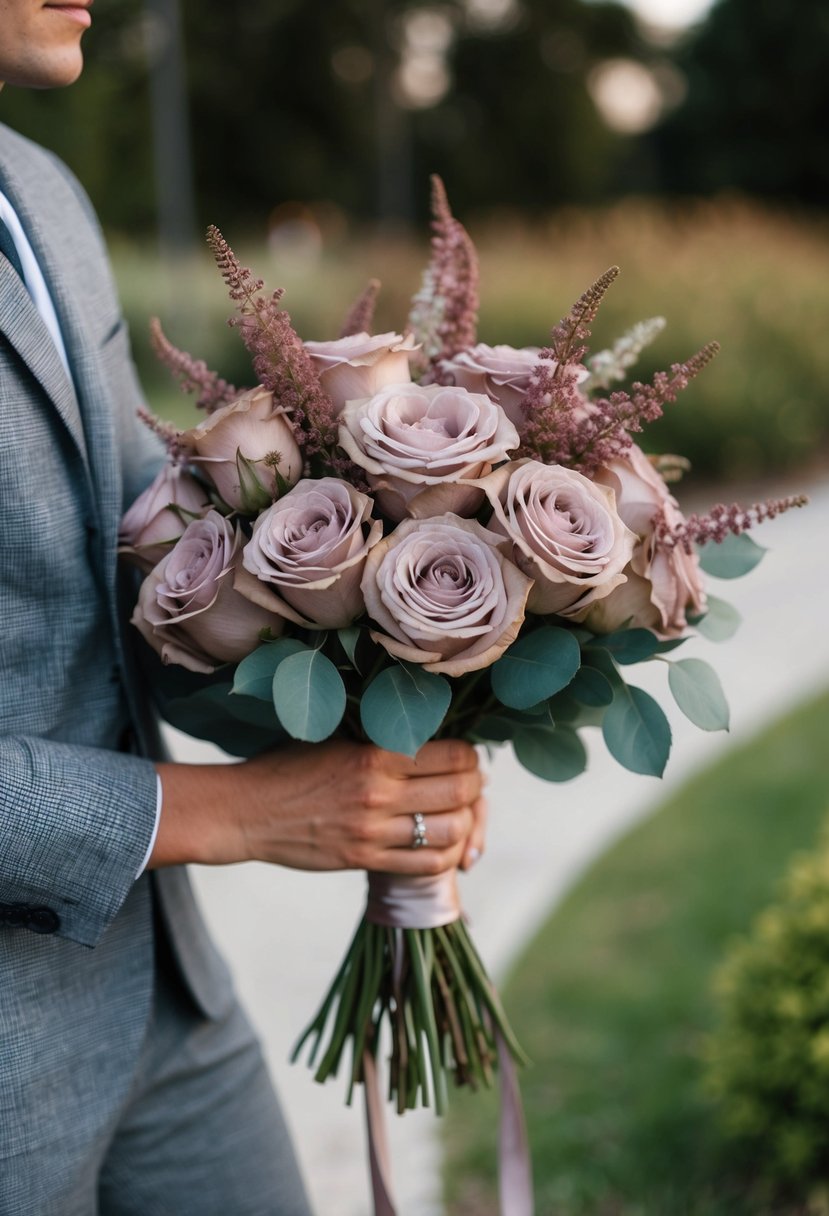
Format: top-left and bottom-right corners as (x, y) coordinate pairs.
(362, 870), (534, 1216)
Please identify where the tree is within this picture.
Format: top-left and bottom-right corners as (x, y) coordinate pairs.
(651, 0), (829, 205)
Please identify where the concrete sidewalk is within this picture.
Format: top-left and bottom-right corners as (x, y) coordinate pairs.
(174, 475), (829, 1216)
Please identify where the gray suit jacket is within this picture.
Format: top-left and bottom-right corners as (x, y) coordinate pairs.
(0, 122), (234, 1165)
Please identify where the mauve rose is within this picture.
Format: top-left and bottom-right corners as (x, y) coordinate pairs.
(304, 331), (418, 416)
(437, 343), (540, 430)
(119, 464), (211, 572)
(338, 382), (519, 522)
(132, 510), (282, 673)
(360, 513), (532, 676)
(237, 477), (382, 628)
(480, 459), (636, 618)
(588, 445), (707, 637)
(179, 386), (302, 512)
(438, 344), (591, 431)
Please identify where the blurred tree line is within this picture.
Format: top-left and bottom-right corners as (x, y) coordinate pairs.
(0, 0), (823, 236)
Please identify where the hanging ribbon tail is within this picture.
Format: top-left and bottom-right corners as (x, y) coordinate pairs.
(363, 1049), (398, 1216)
(497, 1032), (535, 1216)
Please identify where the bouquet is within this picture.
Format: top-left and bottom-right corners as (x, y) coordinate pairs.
(121, 177), (806, 1212)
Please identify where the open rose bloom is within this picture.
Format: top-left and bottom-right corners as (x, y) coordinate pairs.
(361, 513), (532, 675)
(121, 189), (804, 1175)
(339, 381), (519, 520)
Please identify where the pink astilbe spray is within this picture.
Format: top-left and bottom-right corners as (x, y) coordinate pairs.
(519, 266), (619, 462)
(657, 493), (809, 552)
(339, 279), (381, 338)
(149, 317), (238, 414)
(206, 225), (350, 475)
(136, 405), (186, 466)
(570, 342), (721, 477)
(407, 176), (479, 375)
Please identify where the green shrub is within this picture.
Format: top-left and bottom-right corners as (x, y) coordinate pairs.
(706, 834), (829, 1197)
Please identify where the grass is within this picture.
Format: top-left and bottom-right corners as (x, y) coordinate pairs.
(110, 196), (829, 481)
(442, 687), (829, 1216)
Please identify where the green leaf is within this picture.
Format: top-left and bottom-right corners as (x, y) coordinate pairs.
(235, 447), (273, 514)
(491, 627), (581, 710)
(273, 649), (347, 742)
(569, 666), (614, 707)
(162, 683), (280, 757)
(581, 646), (624, 690)
(360, 664), (451, 756)
(588, 628), (662, 665)
(232, 638), (309, 700)
(514, 725), (587, 783)
(667, 658), (730, 732)
(337, 626), (361, 671)
(694, 594), (742, 642)
(698, 531), (766, 579)
(603, 684), (672, 777)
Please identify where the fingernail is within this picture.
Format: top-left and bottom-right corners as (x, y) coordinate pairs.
(466, 847), (481, 868)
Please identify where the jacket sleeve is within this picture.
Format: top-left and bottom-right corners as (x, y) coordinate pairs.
(0, 737), (159, 947)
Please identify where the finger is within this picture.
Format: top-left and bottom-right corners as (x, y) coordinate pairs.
(459, 794), (487, 871)
(373, 838), (467, 877)
(382, 770), (485, 817)
(379, 739), (479, 778)
(384, 807), (473, 852)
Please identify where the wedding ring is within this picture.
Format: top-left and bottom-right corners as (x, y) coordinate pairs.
(411, 812), (428, 849)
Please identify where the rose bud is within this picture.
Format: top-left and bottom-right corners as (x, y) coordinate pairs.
(237, 477), (382, 629)
(338, 382), (519, 522)
(480, 459), (636, 619)
(178, 386), (302, 513)
(588, 445), (707, 637)
(119, 463), (211, 572)
(304, 331), (419, 416)
(132, 510), (283, 673)
(360, 513), (532, 676)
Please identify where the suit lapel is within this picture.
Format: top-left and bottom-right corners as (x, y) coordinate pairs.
(0, 222), (90, 476)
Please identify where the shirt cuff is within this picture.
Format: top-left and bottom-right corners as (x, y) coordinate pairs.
(136, 773), (163, 878)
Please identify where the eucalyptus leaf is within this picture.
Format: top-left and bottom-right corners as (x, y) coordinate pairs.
(667, 658), (730, 731)
(569, 665), (614, 707)
(698, 531), (766, 579)
(694, 595), (742, 642)
(233, 638), (309, 701)
(603, 683), (672, 777)
(360, 664), (451, 756)
(588, 628), (662, 665)
(581, 647), (624, 690)
(514, 725), (587, 783)
(273, 649), (347, 742)
(163, 683), (279, 757)
(491, 627), (581, 710)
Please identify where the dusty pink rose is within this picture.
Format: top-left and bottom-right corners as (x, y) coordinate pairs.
(237, 477), (382, 628)
(303, 331), (418, 416)
(360, 513), (532, 676)
(480, 459), (636, 618)
(132, 510), (282, 673)
(588, 445), (707, 637)
(119, 463), (211, 571)
(179, 386), (302, 513)
(438, 344), (591, 431)
(339, 382), (519, 521)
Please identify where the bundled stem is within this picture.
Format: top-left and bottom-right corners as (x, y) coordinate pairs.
(292, 915), (527, 1116)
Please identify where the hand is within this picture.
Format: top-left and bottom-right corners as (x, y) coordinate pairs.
(151, 739), (486, 876)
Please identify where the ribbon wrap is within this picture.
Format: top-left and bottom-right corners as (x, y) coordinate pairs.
(366, 869), (462, 931)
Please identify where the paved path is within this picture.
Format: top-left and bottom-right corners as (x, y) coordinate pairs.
(171, 475), (829, 1215)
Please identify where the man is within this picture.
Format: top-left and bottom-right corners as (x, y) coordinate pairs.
(0, 4), (485, 1213)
